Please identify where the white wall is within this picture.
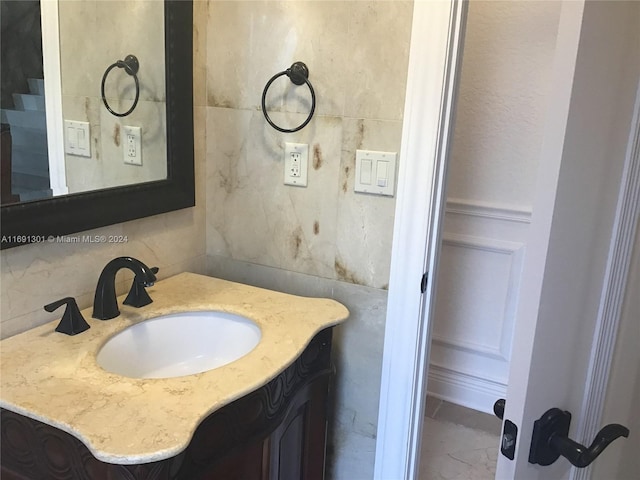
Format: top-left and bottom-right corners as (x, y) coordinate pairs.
(446, 0), (562, 207)
(429, 0), (562, 412)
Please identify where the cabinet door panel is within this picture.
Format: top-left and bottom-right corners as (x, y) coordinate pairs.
(197, 440), (268, 480)
(268, 374), (330, 480)
(271, 404), (306, 479)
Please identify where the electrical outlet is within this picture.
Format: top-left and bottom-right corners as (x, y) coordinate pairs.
(127, 134), (136, 157)
(290, 152), (301, 177)
(284, 143), (308, 186)
(123, 126), (142, 166)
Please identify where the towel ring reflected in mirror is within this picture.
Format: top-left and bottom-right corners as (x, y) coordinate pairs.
(101, 54), (140, 117)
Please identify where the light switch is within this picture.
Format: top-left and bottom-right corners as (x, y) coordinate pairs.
(64, 120), (91, 158)
(354, 150), (397, 196)
(78, 128), (86, 149)
(377, 160), (389, 187)
(68, 127), (77, 148)
(361, 159), (372, 184)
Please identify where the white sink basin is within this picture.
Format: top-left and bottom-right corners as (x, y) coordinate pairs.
(96, 311), (261, 379)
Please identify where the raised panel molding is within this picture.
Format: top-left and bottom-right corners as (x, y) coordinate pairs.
(445, 197), (532, 224)
(435, 232), (525, 361)
(428, 199), (529, 412)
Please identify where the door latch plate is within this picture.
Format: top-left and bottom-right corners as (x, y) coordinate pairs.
(501, 419), (518, 460)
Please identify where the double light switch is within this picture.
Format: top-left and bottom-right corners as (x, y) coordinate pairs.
(354, 150), (397, 196)
(64, 120), (91, 158)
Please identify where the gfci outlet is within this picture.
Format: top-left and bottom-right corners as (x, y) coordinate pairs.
(284, 142), (308, 187)
(123, 126), (142, 166)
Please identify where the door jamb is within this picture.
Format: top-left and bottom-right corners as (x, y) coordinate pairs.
(373, 1), (467, 479)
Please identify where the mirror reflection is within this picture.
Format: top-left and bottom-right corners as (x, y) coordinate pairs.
(0, 0), (167, 206)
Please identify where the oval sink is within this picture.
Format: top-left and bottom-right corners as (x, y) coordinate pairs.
(96, 311), (261, 379)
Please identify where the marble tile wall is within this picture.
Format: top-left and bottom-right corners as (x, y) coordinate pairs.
(59, 0), (167, 193)
(207, 255), (387, 480)
(205, 0), (412, 290)
(0, 0), (209, 339)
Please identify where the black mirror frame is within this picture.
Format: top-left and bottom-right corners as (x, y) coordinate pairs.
(1, 1), (194, 250)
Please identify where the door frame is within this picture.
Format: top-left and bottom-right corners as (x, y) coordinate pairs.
(41, 0), (68, 196)
(373, 1), (467, 479)
(571, 75), (640, 480)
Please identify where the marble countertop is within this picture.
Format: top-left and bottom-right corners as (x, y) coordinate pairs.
(0, 272), (349, 464)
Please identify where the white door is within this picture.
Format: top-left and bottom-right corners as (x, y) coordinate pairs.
(495, 0), (639, 478)
(375, 1), (640, 479)
(374, 0), (468, 477)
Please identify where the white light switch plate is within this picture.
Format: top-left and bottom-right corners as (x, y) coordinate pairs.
(354, 150), (397, 196)
(64, 120), (91, 157)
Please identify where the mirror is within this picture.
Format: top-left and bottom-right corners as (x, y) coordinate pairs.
(57, 0), (168, 196)
(2, 0), (168, 204)
(0, 1), (194, 249)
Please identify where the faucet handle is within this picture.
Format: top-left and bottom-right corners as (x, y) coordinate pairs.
(44, 297), (91, 336)
(123, 266), (159, 308)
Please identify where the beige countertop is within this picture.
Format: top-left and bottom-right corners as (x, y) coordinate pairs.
(0, 272), (349, 464)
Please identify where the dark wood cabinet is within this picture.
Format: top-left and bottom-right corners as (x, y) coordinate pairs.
(1, 328), (334, 480)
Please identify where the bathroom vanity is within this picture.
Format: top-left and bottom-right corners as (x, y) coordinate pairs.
(0, 273), (348, 479)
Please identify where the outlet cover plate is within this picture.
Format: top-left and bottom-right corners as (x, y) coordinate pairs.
(124, 125), (142, 166)
(284, 142), (308, 187)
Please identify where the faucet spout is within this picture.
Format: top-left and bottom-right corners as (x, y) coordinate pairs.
(92, 257), (157, 320)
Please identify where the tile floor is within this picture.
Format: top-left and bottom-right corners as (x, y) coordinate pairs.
(419, 397), (502, 480)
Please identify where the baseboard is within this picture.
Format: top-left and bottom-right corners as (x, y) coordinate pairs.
(427, 364), (507, 415)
